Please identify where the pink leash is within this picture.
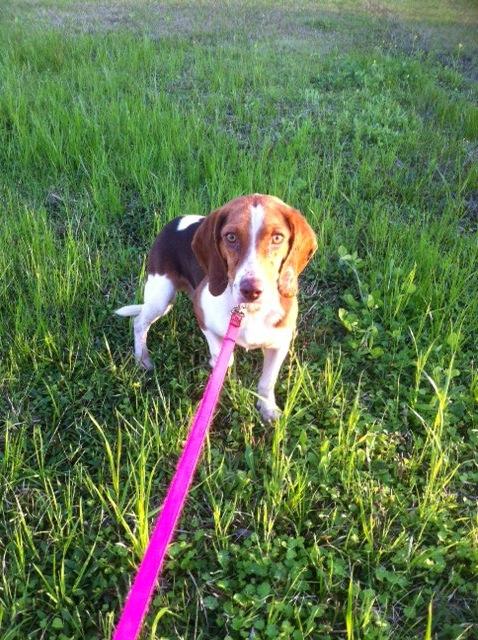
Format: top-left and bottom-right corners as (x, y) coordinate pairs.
(113, 307), (244, 640)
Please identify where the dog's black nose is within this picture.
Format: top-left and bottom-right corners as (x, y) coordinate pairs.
(240, 278), (263, 302)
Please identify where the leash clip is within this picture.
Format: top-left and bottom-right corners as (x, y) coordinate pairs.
(230, 304), (246, 327)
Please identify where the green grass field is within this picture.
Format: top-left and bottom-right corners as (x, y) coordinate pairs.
(1, 1), (477, 638)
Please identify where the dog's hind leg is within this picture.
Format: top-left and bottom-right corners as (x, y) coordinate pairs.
(132, 274), (176, 370)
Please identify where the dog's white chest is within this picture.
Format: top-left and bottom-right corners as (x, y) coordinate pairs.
(200, 285), (291, 350)
(237, 314), (291, 350)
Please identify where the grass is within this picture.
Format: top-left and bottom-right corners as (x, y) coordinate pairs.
(0, 1), (477, 638)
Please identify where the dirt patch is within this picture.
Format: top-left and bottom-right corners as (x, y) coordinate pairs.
(37, 2), (138, 33)
(33, 2), (320, 36)
(363, 0), (395, 20)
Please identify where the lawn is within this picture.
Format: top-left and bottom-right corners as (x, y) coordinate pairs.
(0, 1), (477, 638)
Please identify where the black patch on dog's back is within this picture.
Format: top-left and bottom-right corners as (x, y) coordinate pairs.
(147, 218), (205, 293)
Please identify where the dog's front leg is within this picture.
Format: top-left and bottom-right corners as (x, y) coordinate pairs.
(257, 341), (291, 422)
(201, 329), (234, 368)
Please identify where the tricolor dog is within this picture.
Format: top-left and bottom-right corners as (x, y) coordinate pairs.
(116, 194), (317, 421)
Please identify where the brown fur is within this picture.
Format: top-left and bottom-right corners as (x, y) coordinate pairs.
(192, 194), (317, 321)
(276, 205), (317, 298)
(147, 195), (316, 328)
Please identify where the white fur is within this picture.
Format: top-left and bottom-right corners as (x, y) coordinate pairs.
(201, 327), (234, 369)
(200, 284), (291, 351)
(177, 215), (204, 231)
(115, 304), (142, 317)
(199, 283), (292, 419)
(232, 204), (266, 304)
(132, 274), (175, 370)
(257, 344), (291, 421)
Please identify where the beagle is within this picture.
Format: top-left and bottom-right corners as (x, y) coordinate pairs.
(116, 194), (317, 421)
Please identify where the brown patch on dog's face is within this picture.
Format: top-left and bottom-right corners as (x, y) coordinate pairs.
(253, 205), (292, 289)
(192, 194), (317, 300)
(216, 203), (252, 282)
(216, 197), (293, 305)
(191, 206), (229, 296)
(275, 204), (318, 298)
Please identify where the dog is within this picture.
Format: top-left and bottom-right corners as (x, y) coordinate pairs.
(115, 194), (317, 421)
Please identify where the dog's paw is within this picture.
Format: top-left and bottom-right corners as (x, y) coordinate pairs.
(136, 352), (154, 371)
(257, 399), (281, 423)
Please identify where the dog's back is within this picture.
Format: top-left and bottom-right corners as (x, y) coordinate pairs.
(147, 216), (205, 296)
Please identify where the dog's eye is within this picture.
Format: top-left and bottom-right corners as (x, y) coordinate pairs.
(225, 232), (237, 244)
(271, 234), (284, 245)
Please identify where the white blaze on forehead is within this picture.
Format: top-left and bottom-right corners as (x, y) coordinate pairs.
(231, 202), (283, 312)
(234, 204), (265, 285)
(177, 215), (204, 231)
(250, 204), (265, 247)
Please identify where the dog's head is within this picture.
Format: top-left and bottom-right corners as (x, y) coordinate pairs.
(191, 194), (317, 306)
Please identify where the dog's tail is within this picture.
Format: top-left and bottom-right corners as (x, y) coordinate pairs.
(115, 304), (143, 318)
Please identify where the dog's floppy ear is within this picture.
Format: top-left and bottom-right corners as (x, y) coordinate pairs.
(192, 205), (229, 296)
(278, 207), (317, 298)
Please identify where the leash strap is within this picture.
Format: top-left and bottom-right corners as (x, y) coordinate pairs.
(113, 308), (244, 640)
